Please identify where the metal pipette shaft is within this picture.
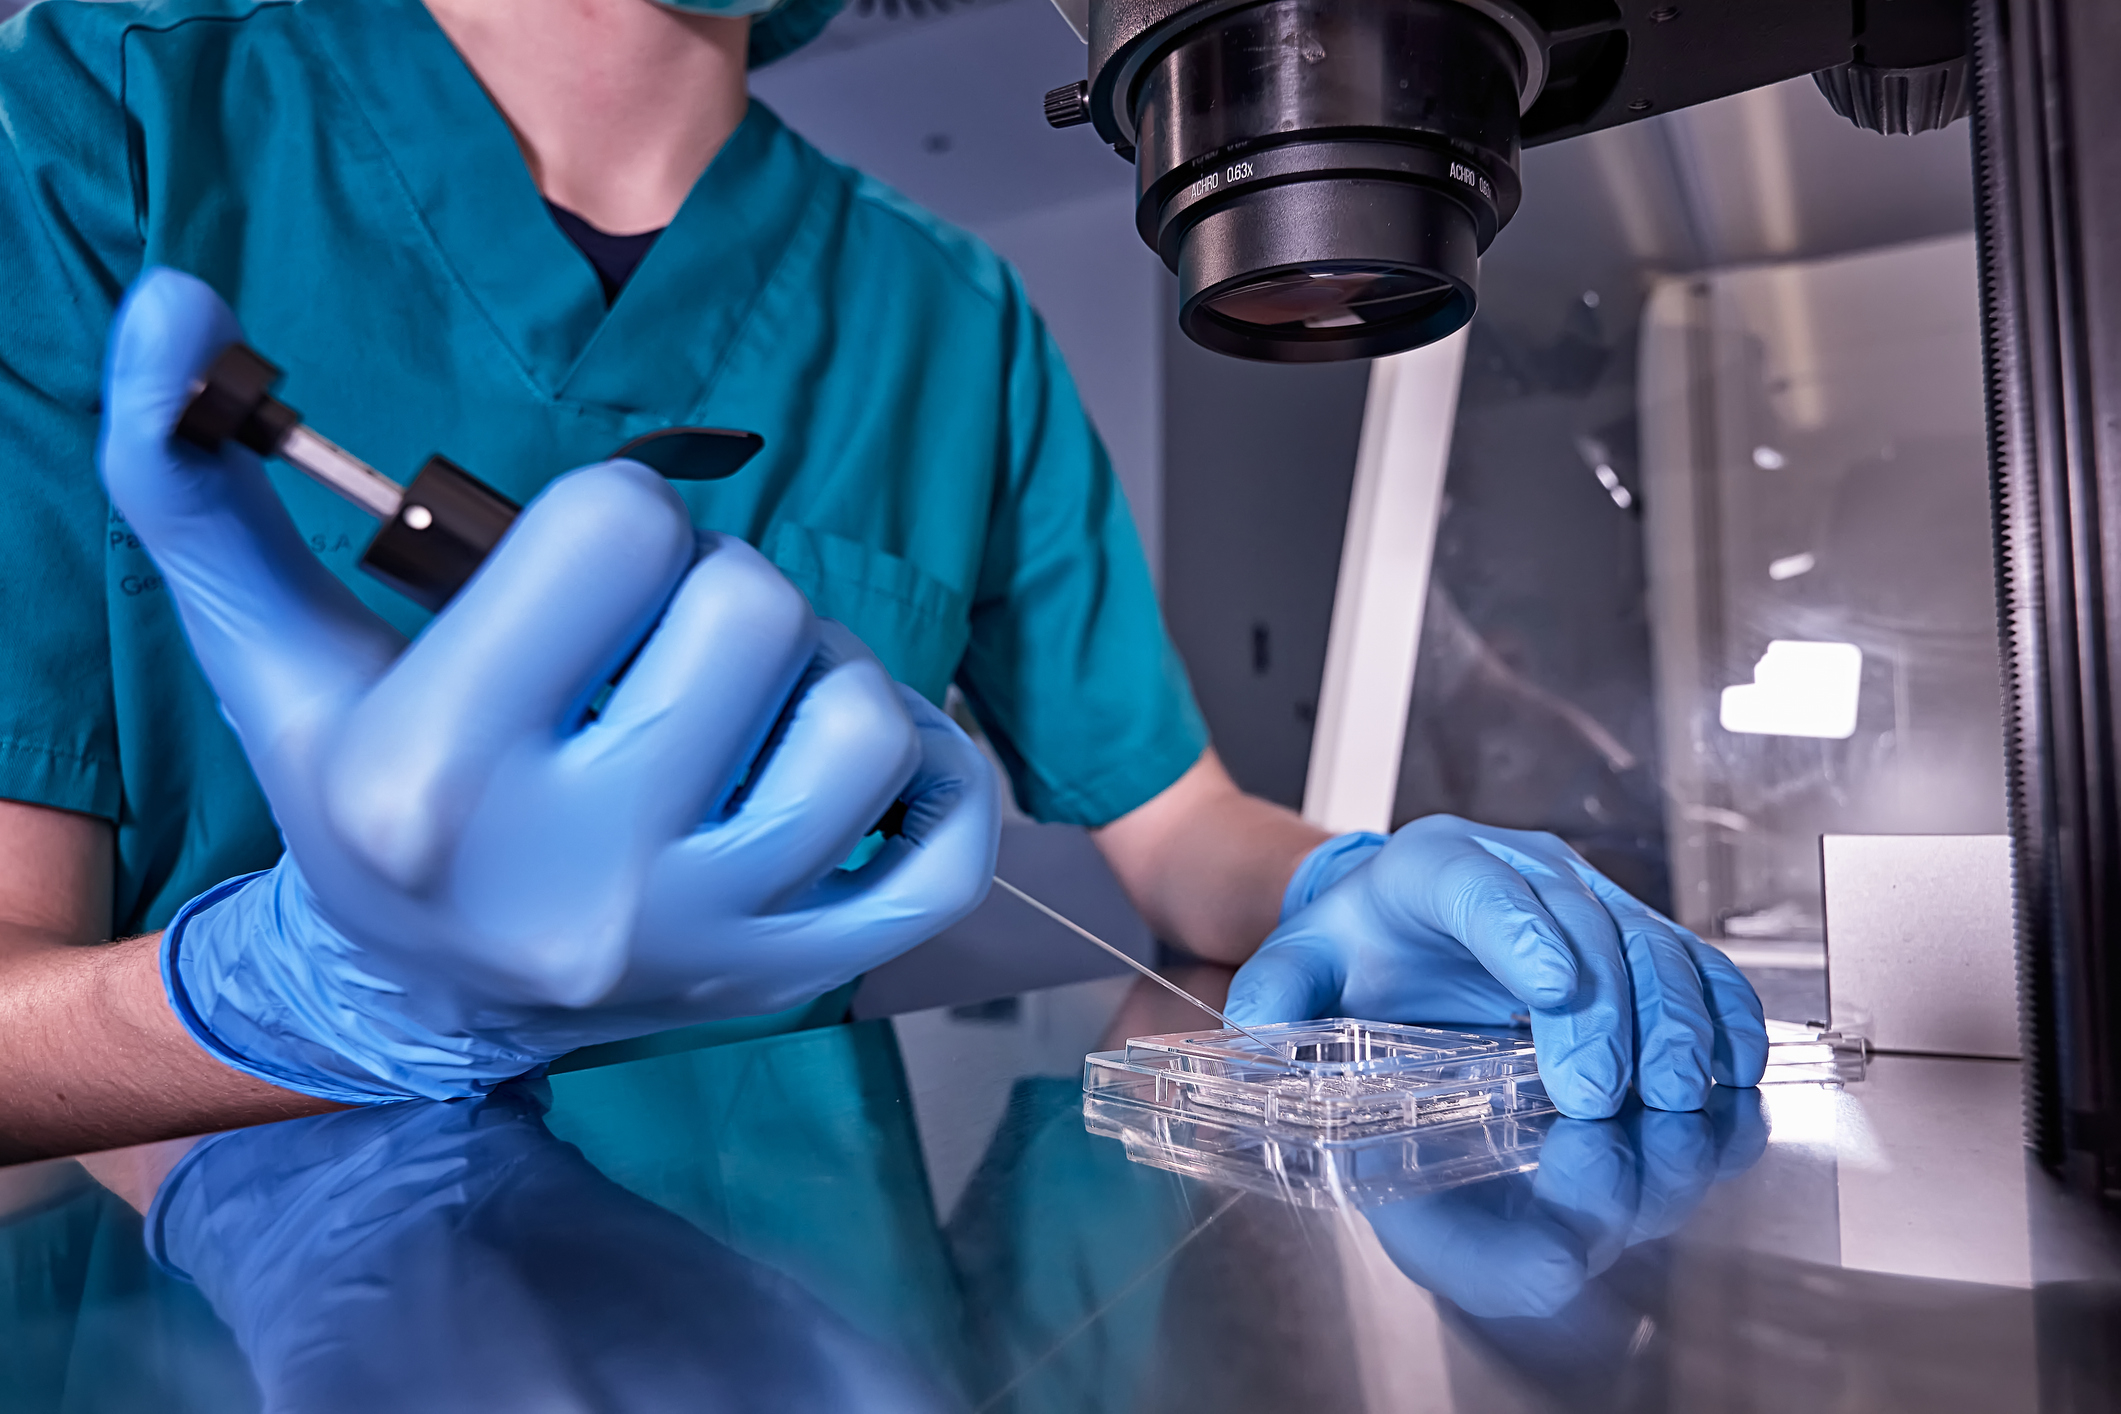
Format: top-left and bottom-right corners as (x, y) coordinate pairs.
(278, 423), (405, 520)
(990, 876), (1290, 1059)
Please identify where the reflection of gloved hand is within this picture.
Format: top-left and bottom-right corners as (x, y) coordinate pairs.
(147, 1087), (953, 1412)
(1363, 1087), (1769, 1318)
(1225, 819), (1768, 1117)
(101, 269), (999, 1103)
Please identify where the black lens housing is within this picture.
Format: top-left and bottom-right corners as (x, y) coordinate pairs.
(1097, 0), (1530, 362)
(1057, 0), (1906, 363)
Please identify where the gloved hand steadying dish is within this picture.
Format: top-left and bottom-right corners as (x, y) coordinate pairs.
(100, 269), (999, 1103)
(1225, 817), (1768, 1118)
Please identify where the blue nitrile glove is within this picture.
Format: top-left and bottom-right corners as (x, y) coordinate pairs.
(1362, 1087), (1769, 1318)
(1224, 818), (1769, 1118)
(146, 1086), (953, 1412)
(101, 268), (999, 1103)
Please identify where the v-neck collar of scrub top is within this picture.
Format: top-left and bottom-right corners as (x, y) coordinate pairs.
(296, 0), (820, 413)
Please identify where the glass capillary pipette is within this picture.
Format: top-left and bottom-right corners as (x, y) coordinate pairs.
(990, 876), (1292, 1062)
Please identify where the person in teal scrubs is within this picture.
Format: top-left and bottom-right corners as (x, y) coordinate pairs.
(0, 0), (1766, 1147)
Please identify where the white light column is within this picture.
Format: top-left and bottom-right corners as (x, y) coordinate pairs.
(1301, 328), (1468, 834)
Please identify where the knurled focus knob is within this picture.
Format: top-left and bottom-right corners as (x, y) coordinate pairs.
(1813, 58), (1970, 135)
(1044, 80), (1092, 129)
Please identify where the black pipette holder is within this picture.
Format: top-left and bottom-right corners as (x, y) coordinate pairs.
(175, 344), (519, 612)
(360, 459), (520, 613)
(175, 343), (302, 459)
(173, 342), (764, 613)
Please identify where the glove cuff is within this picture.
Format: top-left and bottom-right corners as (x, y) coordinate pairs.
(162, 864), (542, 1104)
(161, 872), (389, 1105)
(1280, 831), (1388, 922)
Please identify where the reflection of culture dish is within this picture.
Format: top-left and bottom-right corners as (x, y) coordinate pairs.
(1082, 1020), (1559, 1207)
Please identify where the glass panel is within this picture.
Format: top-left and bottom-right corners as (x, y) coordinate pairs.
(1639, 237), (2001, 944)
(1399, 76), (1993, 978)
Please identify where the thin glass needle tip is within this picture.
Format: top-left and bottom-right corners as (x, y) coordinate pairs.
(990, 875), (1291, 1062)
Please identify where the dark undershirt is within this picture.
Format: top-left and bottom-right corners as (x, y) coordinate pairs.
(545, 200), (665, 304)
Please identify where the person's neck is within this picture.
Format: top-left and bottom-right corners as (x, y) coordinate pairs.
(423, 0), (751, 235)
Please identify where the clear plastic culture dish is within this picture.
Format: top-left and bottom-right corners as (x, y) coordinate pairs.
(1084, 1019), (1552, 1134)
(1081, 1019), (1558, 1207)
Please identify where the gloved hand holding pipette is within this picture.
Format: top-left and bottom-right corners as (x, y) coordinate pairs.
(99, 269), (999, 1104)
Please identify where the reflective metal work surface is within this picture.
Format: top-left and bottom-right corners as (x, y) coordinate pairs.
(1, 968), (2115, 1412)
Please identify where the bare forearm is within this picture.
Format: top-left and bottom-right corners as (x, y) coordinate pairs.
(1091, 750), (1330, 964)
(0, 931), (339, 1161)
(0, 801), (341, 1159)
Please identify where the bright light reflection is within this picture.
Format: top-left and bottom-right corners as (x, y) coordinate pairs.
(1719, 639), (1863, 739)
(1760, 1084), (1891, 1171)
(1761, 1080), (1838, 1146)
(1592, 462), (1634, 509)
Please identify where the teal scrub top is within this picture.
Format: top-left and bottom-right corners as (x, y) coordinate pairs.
(0, 0), (1208, 939)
